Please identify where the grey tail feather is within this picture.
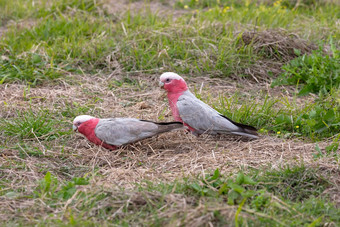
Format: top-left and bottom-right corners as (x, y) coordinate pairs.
(140, 120), (184, 133)
(219, 114), (259, 138)
(231, 131), (259, 139)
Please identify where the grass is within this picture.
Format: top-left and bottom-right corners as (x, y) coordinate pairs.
(114, 2), (340, 77)
(0, 108), (66, 140)
(0, 0), (100, 25)
(272, 45), (340, 95)
(1, 12), (115, 84)
(1, 0), (339, 83)
(0, 0), (340, 226)
(208, 90), (340, 140)
(1, 166), (339, 226)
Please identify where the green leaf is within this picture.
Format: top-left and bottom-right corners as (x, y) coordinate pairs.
(190, 183), (202, 193)
(324, 109), (335, 122)
(209, 168), (220, 181)
(228, 183), (245, 193)
(298, 85), (312, 96)
(294, 48), (301, 56)
(44, 172), (52, 192)
(235, 172), (244, 185)
(227, 190), (240, 205)
(218, 183), (229, 195)
(241, 190), (256, 198)
(73, 177), (89, 185)
(315, 144), (321, 152)
(243, 175), (256, 185)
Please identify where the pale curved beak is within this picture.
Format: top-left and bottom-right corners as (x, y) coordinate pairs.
(159, 81), (164, 88)
(72, 125), (78, 131)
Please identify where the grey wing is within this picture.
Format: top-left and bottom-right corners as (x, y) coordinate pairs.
(177, 92), (239, 134)
(94, 118), (159, 146)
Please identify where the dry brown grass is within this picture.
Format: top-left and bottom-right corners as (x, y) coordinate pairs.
(1, 73), (338, 187)
(238, 29), (319, 82)
(103, 0), (185, 19)
(1, 63), (339, 225)
(241, 29), (317, 62)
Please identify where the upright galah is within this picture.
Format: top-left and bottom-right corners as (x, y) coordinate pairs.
(73, 115), (184, 150)
(159, 72), (258, 139)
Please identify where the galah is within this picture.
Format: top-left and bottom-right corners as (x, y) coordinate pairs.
(159, 72), (258, 139)
(73, 115), (184, 150)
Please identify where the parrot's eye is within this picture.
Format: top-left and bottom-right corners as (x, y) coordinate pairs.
(165, 78), (171, 83)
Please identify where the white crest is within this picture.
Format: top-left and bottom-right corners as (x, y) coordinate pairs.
(160, 72), (183, 81)
(73, 115), (95, 125)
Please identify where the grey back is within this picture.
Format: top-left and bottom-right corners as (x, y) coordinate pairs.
(94, 118), (160, 146)
(176, 91), (239, 134)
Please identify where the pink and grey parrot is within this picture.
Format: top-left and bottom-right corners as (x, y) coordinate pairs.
(73, 115), (184, 150)
(159, 72), (258, 139)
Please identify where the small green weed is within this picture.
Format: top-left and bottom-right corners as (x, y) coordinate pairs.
(188, 169), (257, 205)
(34, 172), (89, 200)
(184, 166), (330, 203)
(272, 46), (340, 95)
(313, 134), (340, 159)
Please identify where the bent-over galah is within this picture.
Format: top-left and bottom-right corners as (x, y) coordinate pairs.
(159, 72), (258, 139)
(73, 115), (184, 150)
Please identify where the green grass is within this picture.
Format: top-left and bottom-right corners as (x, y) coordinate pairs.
(0, 0), (41, 25)
(206, 91), (340, 140)
(0, 0), (113, 84)
(0, 13), (115, 84)
(1, 166), (338, 226)
(114, 2), (339, 76)
(0, 108), (67, 140)
(1, 0), (339, 83)
(0, 0), (100, 25)
(272, 45), (340, 95)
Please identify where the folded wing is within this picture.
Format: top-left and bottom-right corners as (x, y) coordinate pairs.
(95, 118), (183, 146)
(177, 91), (258, 138)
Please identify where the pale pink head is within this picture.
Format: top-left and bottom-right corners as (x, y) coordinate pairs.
(159, 72), (188, 93)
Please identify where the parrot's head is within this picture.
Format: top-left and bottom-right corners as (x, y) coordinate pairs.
(159, 72), (188, 93)
(73, 115), (96, 131)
